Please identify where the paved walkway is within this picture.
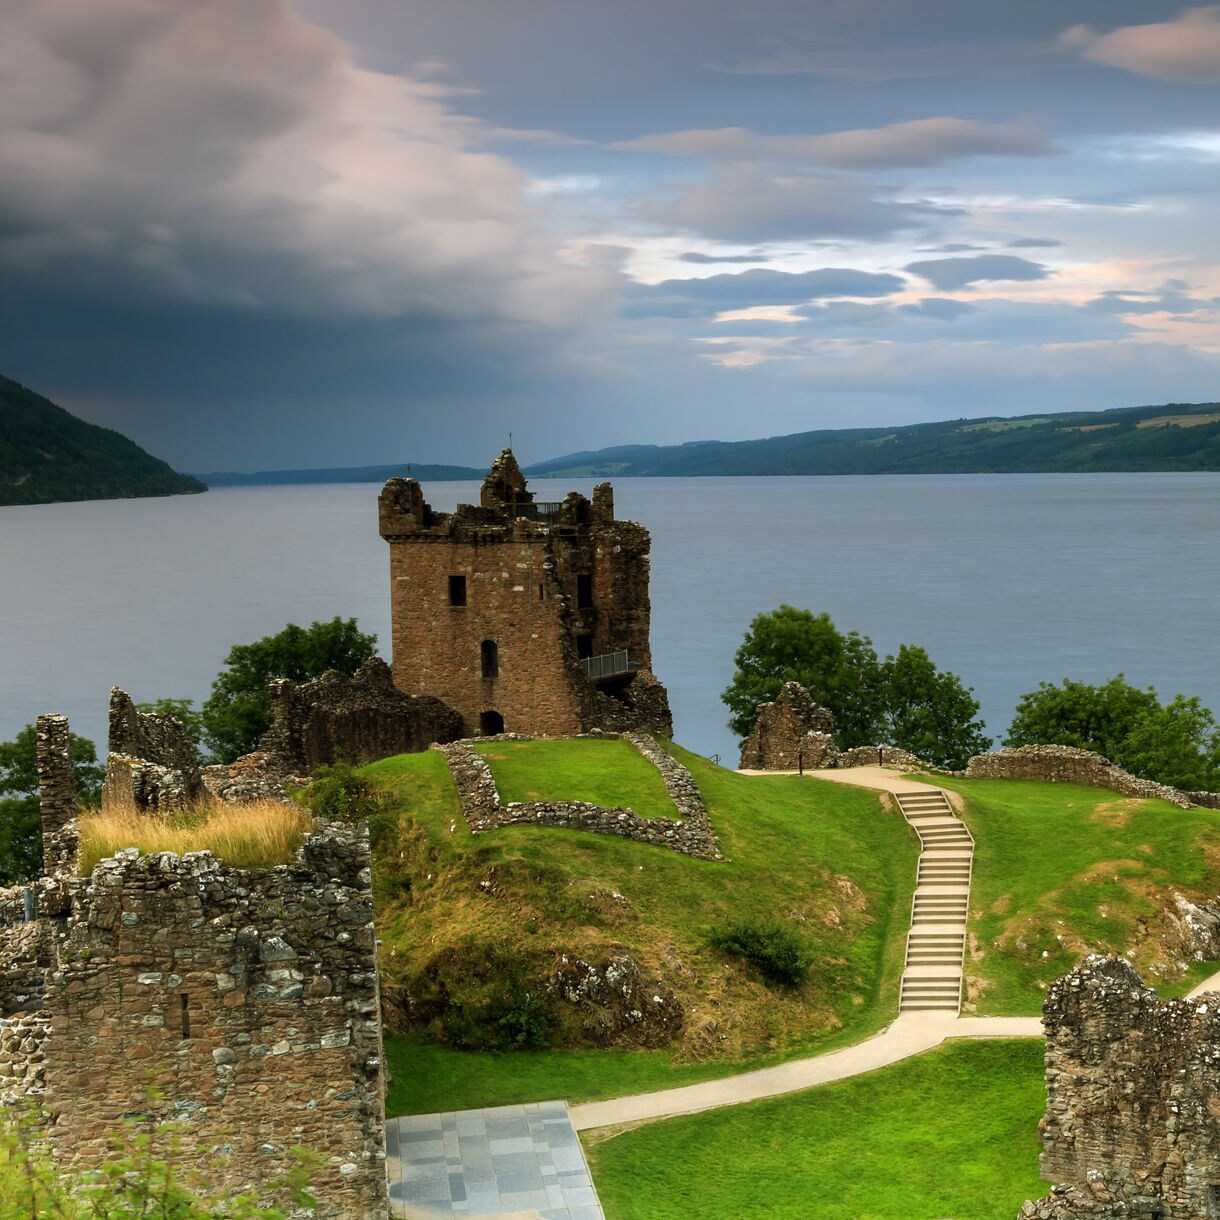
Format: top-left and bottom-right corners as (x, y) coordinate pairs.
(386, 1101), (603, 1220)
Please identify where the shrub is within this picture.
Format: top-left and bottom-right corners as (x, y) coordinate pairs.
(290, 764), (395, 850)
(711, 919), (814, 987)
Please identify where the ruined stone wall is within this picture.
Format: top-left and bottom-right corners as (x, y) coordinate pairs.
(739, 683), (837, 771)
(36, 713), (78, 875)
(261, 656), (462, 771)
(965, 745), (1199, 808)
(1, 826), (387, 1220)
(1019, 955), (1220, 1219)
(436, 734), (720, 859)
(108, 688), (202, 792)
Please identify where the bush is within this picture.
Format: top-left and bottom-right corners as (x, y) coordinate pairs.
(290, 764), (395, 850)
(711, 920), (814, 987)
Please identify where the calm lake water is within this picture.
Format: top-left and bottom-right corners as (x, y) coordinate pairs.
(1, 474), (1217, 765)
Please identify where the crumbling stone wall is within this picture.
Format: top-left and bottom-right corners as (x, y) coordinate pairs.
(103, 688), (203, 812)
(737, 683), (931, 773)
(260, 656), (463, 771)
(965, 745), (1202, 809)
(1019, 955), (1220, 1219)
(379, 450), (672, 739)
(436, 733), (719, 859)
(738, 682), (837, 771)
(36, 713), (78, 875)
(0, 825), (388, 1220)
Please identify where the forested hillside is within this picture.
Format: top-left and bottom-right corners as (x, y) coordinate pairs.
(526, 403), (1220, 478)
(0, 374), (205, 505)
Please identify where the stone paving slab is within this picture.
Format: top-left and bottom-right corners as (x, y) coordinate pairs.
(387, 1101), (604, 1220)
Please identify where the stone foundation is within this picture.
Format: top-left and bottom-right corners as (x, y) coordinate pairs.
(964, 745), (1208, 809)
(437, 734), (720, 859)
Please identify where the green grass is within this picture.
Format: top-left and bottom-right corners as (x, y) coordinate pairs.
(475, 737), (681, 820)
(911, 776), (1220, 1015)
(364, 744), (916, 1093)
(585, 1039), (1047, 1220)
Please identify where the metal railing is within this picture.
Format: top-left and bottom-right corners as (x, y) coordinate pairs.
(508, 500), (565, 521)
(580, 650), (635, 681)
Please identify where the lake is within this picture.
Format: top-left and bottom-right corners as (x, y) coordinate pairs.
(1, 473), (1217, 765)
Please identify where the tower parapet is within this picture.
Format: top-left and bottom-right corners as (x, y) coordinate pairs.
(378, 450), (671, 739)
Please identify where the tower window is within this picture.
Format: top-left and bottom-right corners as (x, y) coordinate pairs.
(180, 993), (191, 1040)
(481, 639), (499, 678)
(576, 633), (594, 659)
(577, 573), (593, 609)
(448, 574), (467, 606)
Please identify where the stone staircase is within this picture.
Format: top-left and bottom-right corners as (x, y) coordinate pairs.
(895, 788), (972, 1014)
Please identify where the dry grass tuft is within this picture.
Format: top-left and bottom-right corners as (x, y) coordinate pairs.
(78, 798), (312, 874)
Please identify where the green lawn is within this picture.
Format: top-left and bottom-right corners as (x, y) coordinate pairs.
(585, 1039), (1048, 1220)
(912, 776), (1220, 1014)
(365, 744), (917, 1104)
(475, 737), (681, 820)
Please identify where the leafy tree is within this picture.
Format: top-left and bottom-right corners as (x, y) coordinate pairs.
(1006, 675), (1220, 791)
(201, 618), (377, 763)
(722, 607), (885, 744)
(879, 644), (992, 769)
(722, 606), (989, 768)
(0, 723), (102, 885)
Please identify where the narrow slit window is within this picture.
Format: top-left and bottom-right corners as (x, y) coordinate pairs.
(538, 583), (545, 601)
(577, 573), (593, 609)
(180, 993), (191, 1039)
(481, 639), (499, 678)
(448, 574), (467, 606)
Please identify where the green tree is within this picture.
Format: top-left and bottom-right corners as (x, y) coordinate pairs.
(879, 644), (991, 769)
(722, 607), (989, 767)
(201, 617), (377, 763)
(1006, 675), (1220, 791)
(722, 607), (885, 744)
(0, 723), (103, 885)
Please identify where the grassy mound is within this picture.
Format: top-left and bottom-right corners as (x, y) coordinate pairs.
(366, 742), (916, 1076)
(921, 776), (1220, 1014)
(584, 1039), (1047, 1220)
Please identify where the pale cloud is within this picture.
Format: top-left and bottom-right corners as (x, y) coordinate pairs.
(616, 118), (1056, 169)
(635, 164), (948, 241)
(1059, 7), (1220, 82)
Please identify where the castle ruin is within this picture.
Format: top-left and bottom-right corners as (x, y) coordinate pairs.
(0, 712), (388, 1219)
(378, 450), (672, 739)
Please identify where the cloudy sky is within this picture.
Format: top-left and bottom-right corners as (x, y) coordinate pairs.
(3, 1), (1220, 469)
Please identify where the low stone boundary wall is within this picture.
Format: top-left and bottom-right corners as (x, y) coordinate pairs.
(435, 734), (720, 860)
(963, 745), (1210, 809)
(835, 745), (932, 770)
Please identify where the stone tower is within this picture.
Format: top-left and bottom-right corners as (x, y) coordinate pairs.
(378, 450), (672, 738)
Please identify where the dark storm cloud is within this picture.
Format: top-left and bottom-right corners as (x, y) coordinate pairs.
(626, 267), (906, 317)
(0, 0), (616, 465)
(904, 255), (1051, 291)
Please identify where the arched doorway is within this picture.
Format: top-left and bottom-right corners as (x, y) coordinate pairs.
(480, 709), (505, 735)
